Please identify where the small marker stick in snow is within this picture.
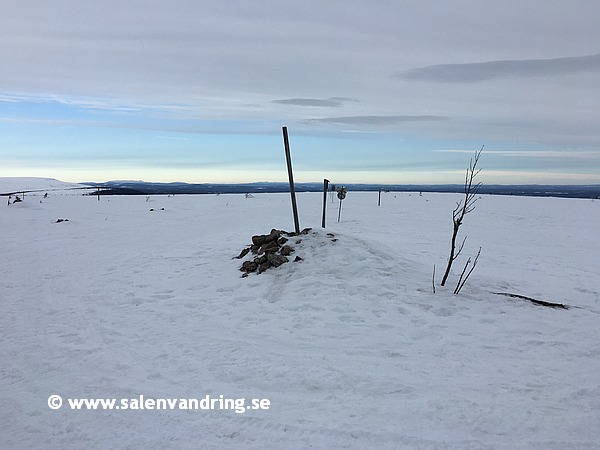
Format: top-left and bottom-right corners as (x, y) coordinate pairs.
(322, 179), (329, 228)
(337, 186), (347, 222)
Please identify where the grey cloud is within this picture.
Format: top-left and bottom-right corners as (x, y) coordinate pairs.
(329, 97), (358, 102)
(2, 0), (600, 156)
(303, 115), (447, 126)
(395, 54), (600, 83)
(435, 149), (600, 160)
(273, 97), (358, 107)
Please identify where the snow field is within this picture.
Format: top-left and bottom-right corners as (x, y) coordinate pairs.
(1, 188), (599, 449)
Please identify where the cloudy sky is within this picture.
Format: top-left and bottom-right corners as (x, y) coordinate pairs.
(1, 0), (599, 184)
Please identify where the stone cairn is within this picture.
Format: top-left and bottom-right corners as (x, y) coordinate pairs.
(235, 228), (311, 276)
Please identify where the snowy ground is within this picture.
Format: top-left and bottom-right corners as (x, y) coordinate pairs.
(1, 180), (599, 449)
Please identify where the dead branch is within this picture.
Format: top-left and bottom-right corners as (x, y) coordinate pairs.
(493, 292), (569, 310)
(440, 146), (483, 286)
(432, 265), (436, 294)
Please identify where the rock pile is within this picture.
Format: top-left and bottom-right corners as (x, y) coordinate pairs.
(236, 228), (310, 276)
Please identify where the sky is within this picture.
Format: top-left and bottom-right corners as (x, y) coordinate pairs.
(1, 0), (599, 185)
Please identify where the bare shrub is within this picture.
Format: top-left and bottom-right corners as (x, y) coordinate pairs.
(440, 147), (483, 288)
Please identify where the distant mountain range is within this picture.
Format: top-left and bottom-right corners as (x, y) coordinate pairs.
(80, 180), (600, 199)
(2, 178), (598, 199)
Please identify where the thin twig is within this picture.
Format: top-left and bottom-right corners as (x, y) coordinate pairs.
(453, 257), (471, 294)
(454, 235), (468, 260)
(454, 247), (481, 294)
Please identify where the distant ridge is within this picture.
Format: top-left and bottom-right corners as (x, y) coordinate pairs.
(0, 177), (89, 196)
(81, 180), (600, 199)
(2, 178), (598, 199)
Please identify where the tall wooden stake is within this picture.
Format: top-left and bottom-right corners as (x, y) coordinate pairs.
(322, 179), (329, 228)
(378, 189), (381, 206)
(282, 126), (300, 234)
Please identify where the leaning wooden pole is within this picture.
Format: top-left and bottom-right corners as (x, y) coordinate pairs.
(282, 126), (300, 234)
(322, 179), (329, 228)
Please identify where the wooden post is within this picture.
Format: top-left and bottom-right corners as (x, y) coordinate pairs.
(97, 187), (100, 201)
(336, 186), (347, 222)
(378, 189), (381, 206)
(322, 179), (329, 228)
(282, 126), (300, 234)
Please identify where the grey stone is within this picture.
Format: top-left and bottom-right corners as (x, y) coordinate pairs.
(234, 248), (250, 259)
(254, 254), (268, 265)
(266, 253), (289, 267)
(280, 245), (293, 256)
(258, 261), (271, 273)
(252, 235), (267, 246)
(259, 240), (279, 254)
(241, 261), (258, 273)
